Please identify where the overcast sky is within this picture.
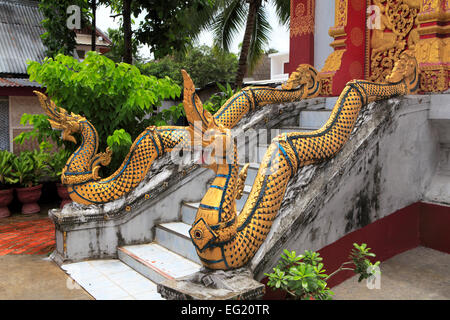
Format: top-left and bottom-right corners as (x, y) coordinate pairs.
(95, 3), (290, 61)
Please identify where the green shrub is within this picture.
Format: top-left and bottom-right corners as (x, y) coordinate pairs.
(0, 150), (18, 189)
(265, 243), (380, 300)
(46, 148), (71, 182)
(11, 142), (53, 188)
(204, 83), (237, 114)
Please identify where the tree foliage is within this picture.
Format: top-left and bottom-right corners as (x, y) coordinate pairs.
(104, 28), (142, 63)
(39, 0), (217, 63)
(140, 45), (238, 88)
(27, 52), (181, 173)
(209, 0), (290, 87)
(132, 0), (215, 59)
(39, 0), (90, 57)
(99, 0), (215, 62)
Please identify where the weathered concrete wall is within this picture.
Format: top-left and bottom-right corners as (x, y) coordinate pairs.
(424, 94), (450, 205)
(251, 95), (444, 280)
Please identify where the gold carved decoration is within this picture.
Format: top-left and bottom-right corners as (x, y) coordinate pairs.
(415, 0), (450, 47)
(422, 0), (440, 11)
(319, 75), (334, 96)
(369, 0), (420, 82)
(420, 65), (448, 91)
(415, 37), (450, 91)
(413, 0), (450, 92)
(321, 49), (346, 73)
(329, 0), (348, 38)
(416, 0), (450, 33)
(290, 0), (315, 37)
(415, 37), (450, 63)
(320, 49), (346, 96)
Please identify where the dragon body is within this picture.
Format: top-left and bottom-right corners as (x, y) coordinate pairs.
(35, 64), (320, 205)
(37, 51), (419, 270)
(188, 51), (419, 269)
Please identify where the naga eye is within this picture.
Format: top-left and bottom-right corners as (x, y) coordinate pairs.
(193, 229), (203, 240)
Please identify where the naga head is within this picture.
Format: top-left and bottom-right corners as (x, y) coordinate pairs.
(34, 91), (85, 144)
(385, 50), (419, 94)
(181, 70), (235, 169)
(282, 64), (321, 98)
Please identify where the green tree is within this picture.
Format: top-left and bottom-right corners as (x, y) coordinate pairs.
(90, 0), (97, 51)
(100, 0), (215, 63)
(140, 45), (238, 88)
(133, 0), (215, 59)
(27, 52), (181, 173)
(104, 28), (142, 63)
(39, 0), (90, 57)
(139, 56), (181, 85)
(210, 0), (290, 87)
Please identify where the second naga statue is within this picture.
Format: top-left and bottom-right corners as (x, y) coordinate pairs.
(36, 51), (419, 270)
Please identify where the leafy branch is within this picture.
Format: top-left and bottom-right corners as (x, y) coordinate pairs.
(265, 243), (380, 300)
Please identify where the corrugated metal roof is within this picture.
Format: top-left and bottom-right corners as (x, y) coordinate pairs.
(0, 77), (41, 87)
(0, 0), (46, 75)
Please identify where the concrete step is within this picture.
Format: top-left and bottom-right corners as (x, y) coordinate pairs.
(61, 259), (164, 300)
(255, 144), (268, 163)
(118, 243), (201, 284)
(279, 126), (303, 134)
(181, 201), (198, 225)
(155, 222), (200, 264)
(262, 127), (317, 146)
(325, 97), (338, 110)
(299, 110), (331, 129)
(304, 101), (326, 110)
(279, 127), (318, 134)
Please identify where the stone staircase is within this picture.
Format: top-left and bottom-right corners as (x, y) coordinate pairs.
(61, 100), (333, 300)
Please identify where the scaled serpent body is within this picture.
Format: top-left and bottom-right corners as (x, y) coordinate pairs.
(36, 65), (320, 205)
(188, 51), (419, 269)
(37, 52), (419, 269)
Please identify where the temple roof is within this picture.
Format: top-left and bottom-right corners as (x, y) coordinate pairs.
(0, 0), (46, 76)
(0, 77), (41, 88)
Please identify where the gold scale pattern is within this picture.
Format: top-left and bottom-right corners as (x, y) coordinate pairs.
(36, 64), (319, 205)
(37, 52), (418, 269)
(189, 51), (419, 269)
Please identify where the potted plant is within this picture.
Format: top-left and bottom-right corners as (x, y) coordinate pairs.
(0, 150), (18, 218)
(265, 243), (380, 300)
(47, 149), (71, 208)
(11, 145), (49, 214)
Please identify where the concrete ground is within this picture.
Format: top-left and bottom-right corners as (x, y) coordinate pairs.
(0, 254), (93, 300)
(1, 204), (447, 301)
(0, 201), (93, 300)
(0, 198), (95, 300)
(333, 246), (450, 300)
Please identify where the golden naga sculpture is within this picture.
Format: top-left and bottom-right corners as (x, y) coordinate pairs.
(35, 64), (320, 205)
(36, 51), (418, 270)
(369, 0), (420, 83)
(188, 51), (419, 270)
